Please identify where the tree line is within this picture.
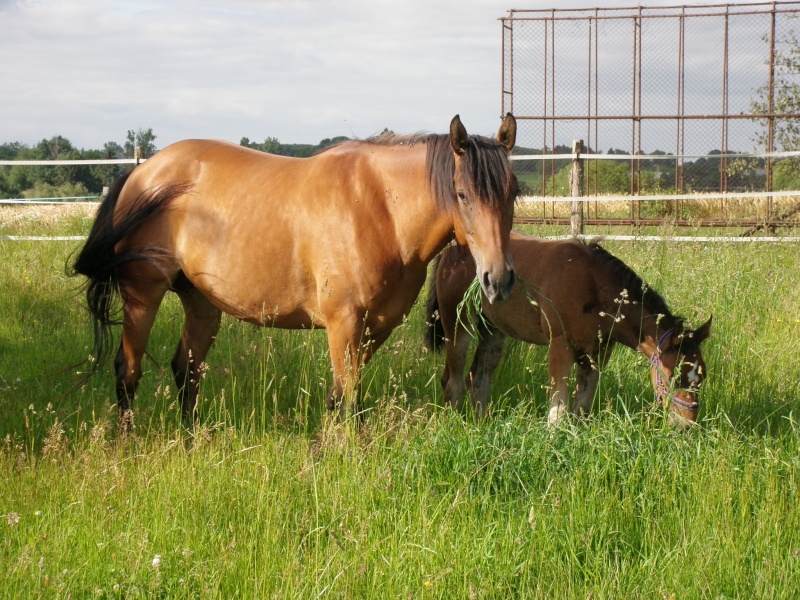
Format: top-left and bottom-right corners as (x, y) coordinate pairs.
(512, 144), (800, 196)
(2, 129), (798, 200)
(0, 129), (351, 200)
(0, 128), (158, 200)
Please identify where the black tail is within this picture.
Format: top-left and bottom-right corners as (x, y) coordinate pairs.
(70, 172), (191, 369)
(425, 253), (445, 351)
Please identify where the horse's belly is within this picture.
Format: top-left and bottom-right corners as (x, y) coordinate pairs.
(182, 265), (321, 329)
(486, 303), (551, 347)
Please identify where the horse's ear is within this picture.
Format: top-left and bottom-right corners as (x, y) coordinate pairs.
(693, 316), (713, 344)
(496, 112), (517, 152)
(450, 114), (469, 156)
(675, 316), (712, 351)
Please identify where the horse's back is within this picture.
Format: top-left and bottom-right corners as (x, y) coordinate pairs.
(510, 233), (595, 295)
(113, 138), (428, 332)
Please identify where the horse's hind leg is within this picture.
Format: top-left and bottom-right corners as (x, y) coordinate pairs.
(114, 282), (169, 432)
(467, 324), (505, 418)
(172, 286), (222, 425)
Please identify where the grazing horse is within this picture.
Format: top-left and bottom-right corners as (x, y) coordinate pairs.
(73, 114), (518, 427)
(426, 231), (711, 426)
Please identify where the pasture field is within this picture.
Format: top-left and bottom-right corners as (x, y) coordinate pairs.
(1, 205), (799, 598)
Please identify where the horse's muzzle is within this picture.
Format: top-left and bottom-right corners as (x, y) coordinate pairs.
(668, 393), (699, 428)
(482, 266), (516, 304)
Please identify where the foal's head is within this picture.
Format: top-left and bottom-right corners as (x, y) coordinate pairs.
(650, 317), (713, 426)
(428, 113), (518, 304)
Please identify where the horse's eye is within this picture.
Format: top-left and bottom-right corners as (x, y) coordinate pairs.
(457, 190), (468, 204)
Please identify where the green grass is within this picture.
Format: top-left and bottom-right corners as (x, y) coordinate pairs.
(1, 211), (799, 598)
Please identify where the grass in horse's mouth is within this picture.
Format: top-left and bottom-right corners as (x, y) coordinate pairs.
(455, 277), (491, 340)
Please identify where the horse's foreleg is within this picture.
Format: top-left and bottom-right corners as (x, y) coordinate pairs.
(573, 354), (600, 417)
(115, 285), (167, 432)
(547, 339), (574, 425)
(172, 288), (222, 426)
(467, 325), (505, 418)
(325, 316), (388, 420)
(573, 345), (614, 418)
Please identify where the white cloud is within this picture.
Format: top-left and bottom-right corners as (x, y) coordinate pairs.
(0, 0), (771, 151)
(0, 0), (510, 149)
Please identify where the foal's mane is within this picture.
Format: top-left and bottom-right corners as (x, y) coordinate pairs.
(319, 131), (516, 213)
(587, 241), (684, 327)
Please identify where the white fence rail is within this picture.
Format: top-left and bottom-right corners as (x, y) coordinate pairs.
(3, 152), (799, 243)
(514, 149), (800, 203)
(520, 190), (800, 204)
(0, 158), (139, 166)
(0, 156), (142, 205)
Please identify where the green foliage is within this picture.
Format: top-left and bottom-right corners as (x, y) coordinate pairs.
(684, 152), (766, 193)
(749, 18), (800, 187)
(773, 158), (800, 190)
(513, 144), (786, 198)
(751, 20), (800, 155)
(21, 181), (91, 200)
(0, 127), (358, 201)
(542, 160), (634, 196)
(125, 128), (157, 159)
(239, 135), (351, 157)
(0, 133), (146, 200)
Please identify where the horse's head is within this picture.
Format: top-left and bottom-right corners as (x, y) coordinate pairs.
(448, 113), (517, 304)
(649, 317), (713, 427)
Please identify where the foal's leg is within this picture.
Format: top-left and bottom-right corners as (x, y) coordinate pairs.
(573, 354), (600, 418)
(573, 344), (614, 418)
(172, 287), (222, 425)
(442, 326), (473, 411)
(114, 282), (169, 432)
(466, 325), (506, 418)
(547, 338), (575, 425)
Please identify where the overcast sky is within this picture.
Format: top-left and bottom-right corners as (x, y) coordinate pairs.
(0, 0), (763, 151)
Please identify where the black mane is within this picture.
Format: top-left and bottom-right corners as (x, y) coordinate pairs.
(587, 241), (684, 327)
(423, 134), (516, 214)
(320, 131), (516, 214)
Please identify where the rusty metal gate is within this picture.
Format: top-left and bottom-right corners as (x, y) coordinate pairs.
(501, 2), (800, 229)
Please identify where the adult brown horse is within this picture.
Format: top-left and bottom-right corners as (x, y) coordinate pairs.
(426, 231), (712, 426)
(73, 114), (518, 427)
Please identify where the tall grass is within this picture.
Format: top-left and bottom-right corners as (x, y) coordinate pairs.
(1, 209), (799, 597)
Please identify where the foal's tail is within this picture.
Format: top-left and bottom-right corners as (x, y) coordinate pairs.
(70, 171), (190, 369)
(425, 253), (445, 352)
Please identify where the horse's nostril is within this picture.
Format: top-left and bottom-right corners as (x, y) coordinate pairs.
(507, 268), (516, 291)
(482, 271), (491, 291)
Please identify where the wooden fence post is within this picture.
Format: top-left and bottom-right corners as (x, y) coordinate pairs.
(569, 139), (584, 237)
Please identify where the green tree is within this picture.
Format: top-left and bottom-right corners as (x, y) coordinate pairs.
(102, 141), (125, 158)
(25, 136), (83, 192)
(240, 135), (351, 158)
(83, 142), (129, 192)
(547, 160), (632, 196)
(751, 17), (800, 177)
(125, 128), (157, 158)
(260, 137), (281, 154)
(773, 158), (800, 190)
(22, 180), (90, 200)
(34, 135), (75, 160)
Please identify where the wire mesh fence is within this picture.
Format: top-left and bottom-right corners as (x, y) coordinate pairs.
(501, 2), (800, 229)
